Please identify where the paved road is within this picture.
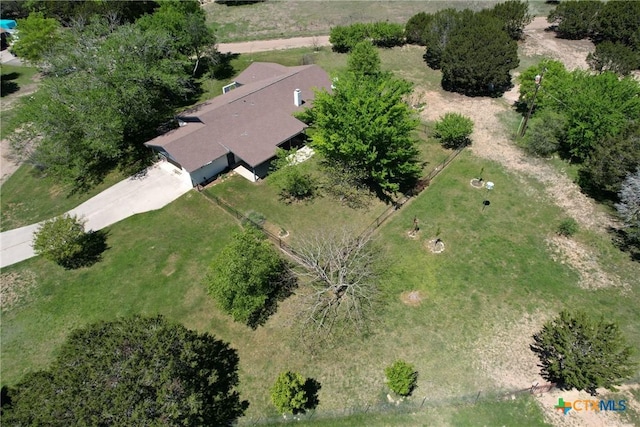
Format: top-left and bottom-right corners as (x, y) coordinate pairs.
(218, 35), (330, 54)
(0, 162), (192, 269)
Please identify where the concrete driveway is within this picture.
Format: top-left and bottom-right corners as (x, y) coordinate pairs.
(0, 162), (192, 269)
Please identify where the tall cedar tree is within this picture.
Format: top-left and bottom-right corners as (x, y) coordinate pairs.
(311, 72), (420, 197)
(441, 13), (519, 96)
(1, 316), (248, 425)
(531, 310), (636, 396)
(422, 8), (470, 70)
(486, 0), (533, 40)
(547, 0), (602, 40)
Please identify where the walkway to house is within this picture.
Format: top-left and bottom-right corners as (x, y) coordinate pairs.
(0, 161), (193, 269)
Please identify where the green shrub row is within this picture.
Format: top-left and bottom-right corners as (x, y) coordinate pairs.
(329, 22), (405, 53)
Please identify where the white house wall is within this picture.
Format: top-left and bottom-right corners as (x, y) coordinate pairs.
(189, 155), (229, 185)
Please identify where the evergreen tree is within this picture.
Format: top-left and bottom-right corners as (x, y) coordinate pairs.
(531, 310), (636, 395)
(440, 13), (519, 96)
(2, 316), (249, 425)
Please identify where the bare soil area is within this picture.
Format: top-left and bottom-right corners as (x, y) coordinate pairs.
(522, 17), (595, 71)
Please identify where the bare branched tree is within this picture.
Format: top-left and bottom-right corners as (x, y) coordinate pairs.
(290, 229), (382, 342)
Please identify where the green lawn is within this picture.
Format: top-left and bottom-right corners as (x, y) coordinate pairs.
(5, 152), (637, 422)
(260, 394), (549, 426)
(204, 157), (387, 241)
(0, 165), (128, 231)
(0, 64), (39, 139)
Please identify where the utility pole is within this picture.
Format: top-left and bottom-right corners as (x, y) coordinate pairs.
(519, 69), (545, 137)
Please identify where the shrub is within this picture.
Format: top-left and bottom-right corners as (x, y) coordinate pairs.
(557, 218), (579, 237)
(405, 12), (432, 45)
(32, 214), (106, 269)
(385, 360), (418, 397)
(270, 371), (307, 414)
(433, 113), (474, 148)
(369, 22), (405, 48)
(522, 110), (567, 157)
(269, 371), (322, 415)
(531, 310), (636, 395)
(330, 22), (405, 53)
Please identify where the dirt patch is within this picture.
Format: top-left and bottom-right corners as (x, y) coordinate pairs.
(0, 270), (37, 310)
(400, 290), (423, 307)
(426, 238), (445, 254)
(162, 252), (180, 276)
(474, 310), (548, 390)
(545, 235), (628, 291)
(1, 138), (21, 185)
(521, 17), (595, 72)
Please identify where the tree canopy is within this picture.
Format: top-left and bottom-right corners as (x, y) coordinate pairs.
(347, 40), (381, 77)
(311, 71), (420, 197)
(1, 316), (249, 425)
(10, 13), (205, 190)
(11, 12), (61, 63)
(207, 227), (294, 328)
(440, 12), (519, 96)
(531, 310), (636, 395)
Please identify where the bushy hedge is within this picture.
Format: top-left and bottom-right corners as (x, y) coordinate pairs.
(330, 22), (405, 53)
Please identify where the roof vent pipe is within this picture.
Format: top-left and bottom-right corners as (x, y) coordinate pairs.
(294, 89), (302, 107)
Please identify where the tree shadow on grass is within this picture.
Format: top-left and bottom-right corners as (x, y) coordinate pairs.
(212, 52), (240, 80)
(302, 377), (321, 412)
(61, 230), (110, 269)
(1, 72), (20, 97)
(247, 266), (298, 329)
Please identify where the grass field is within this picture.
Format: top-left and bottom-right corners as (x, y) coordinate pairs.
(4, 150), (637, 422)
(205, 0), (558, 42)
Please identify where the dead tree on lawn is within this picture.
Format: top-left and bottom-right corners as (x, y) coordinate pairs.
(291, 229), (382, 342)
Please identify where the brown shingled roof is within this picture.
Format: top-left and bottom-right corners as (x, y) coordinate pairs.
(145, 63), (331, 172)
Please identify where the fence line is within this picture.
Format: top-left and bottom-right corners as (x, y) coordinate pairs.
(199, 145), (465, 255)
(357, 146), (465, 240)
(238, 382), (558, 426)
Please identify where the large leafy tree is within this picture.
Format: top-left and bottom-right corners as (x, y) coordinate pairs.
(531, 310), (636, 396)
(11, 18), (194, 189)
(11, 12), (61, 63)
(440, 13), (519, 96)
(2, 316), (249, 425)
(136, 0), (217, 76)
(207, 227), (294, 328)
(558, 71), (640, 161)
(347, 40), (381, 77)
(311, 71), (420, 197)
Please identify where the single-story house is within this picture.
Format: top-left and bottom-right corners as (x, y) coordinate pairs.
(144, 62), (332, 186)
